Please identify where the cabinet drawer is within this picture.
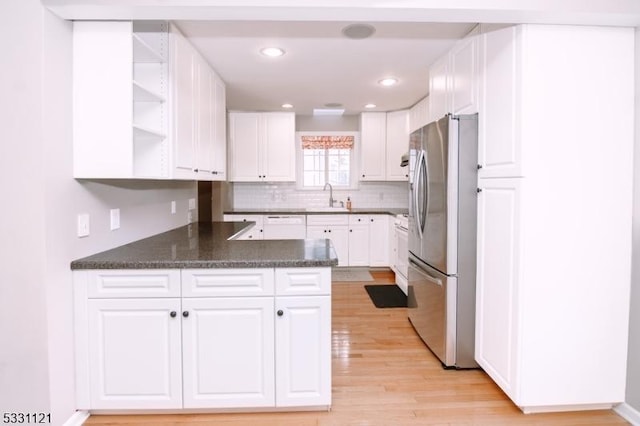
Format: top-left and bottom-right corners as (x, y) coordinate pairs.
(182, 268), (274, 297)
(348, 215), (369, 225)
(275, 268), (331, 296)
(86, 270), (180, 298)
(306, 214), (349, 226)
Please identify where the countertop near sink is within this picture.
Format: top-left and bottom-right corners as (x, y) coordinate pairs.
(71, 222), (338, 270)
(225, 208), (408, 216)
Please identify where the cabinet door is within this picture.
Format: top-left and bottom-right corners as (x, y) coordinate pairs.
(451, 37), (479, 115)
(171, 29), (197, 179)
(428, 55), (450, 122)
(360, 112), (387, 181)
(228, 112), (261, 181)
(211, 73), (227, 180)
(329, 226), (349, 267)
(307, 225), (348, 267)
(275, 296), (331, 407)
(409, 96), (430, 133)
(263, 112), (295, 182)
(182, 297), (275, 408)
(478, 26), (521, 178)
(195, 58), (213, 178)
(369, 215), (390, 267)
(385, 110), (410, 181)
(348, 225), (369, 267)
(87, 298), (182, 409)
(475, 178), (521, 400)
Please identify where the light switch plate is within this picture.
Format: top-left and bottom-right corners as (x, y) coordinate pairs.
(110, 208), (120, 230)
(77, 213), (90, 237)
(171, 201), (176, 214)
(188, 198), (196, 210)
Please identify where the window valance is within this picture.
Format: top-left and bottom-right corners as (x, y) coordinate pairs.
(301, 135), (354, 150)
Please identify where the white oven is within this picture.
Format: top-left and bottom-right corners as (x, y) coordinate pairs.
(394, 214), (409, 295)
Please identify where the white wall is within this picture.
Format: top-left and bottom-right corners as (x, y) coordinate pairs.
(0, 0), (51, 417)
(0, 1), (197, 424)
(626, 27), (640, 418)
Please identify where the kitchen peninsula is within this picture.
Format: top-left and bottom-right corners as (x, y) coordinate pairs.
(71, 222), (336, 412)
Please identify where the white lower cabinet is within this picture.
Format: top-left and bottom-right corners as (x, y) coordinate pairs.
(86, 298), (183, 409)
(475, 179), (520, 397)
(347, 215), (369, 267)
(275, 296), (331, 407)
(74, 267), (331, 412)
(306, 215), (349, 267)
(368, 215), (389, 267)
(181, 297), (275, 408)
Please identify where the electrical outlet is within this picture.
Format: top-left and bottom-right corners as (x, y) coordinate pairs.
(171, 201), (176, 214)
(77, 213), (90, 237)
(110, 208), (120, 230)
(188, 198), (196, 210)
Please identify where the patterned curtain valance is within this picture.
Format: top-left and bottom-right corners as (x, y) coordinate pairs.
(301, 135), (354, 150)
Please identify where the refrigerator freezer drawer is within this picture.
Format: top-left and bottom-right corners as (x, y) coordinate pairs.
(408, 255), (456, 366)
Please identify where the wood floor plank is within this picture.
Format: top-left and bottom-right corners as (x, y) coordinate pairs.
(85, 269), (628, 425)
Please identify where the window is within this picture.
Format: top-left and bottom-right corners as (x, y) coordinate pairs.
(297, 132), (358, 189)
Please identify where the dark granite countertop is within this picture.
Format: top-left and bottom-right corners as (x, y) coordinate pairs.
(225, 208), (407, 216)
(71, 222), (338, 270)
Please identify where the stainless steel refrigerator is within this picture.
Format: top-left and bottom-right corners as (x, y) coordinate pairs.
(407, 113), (478, 369)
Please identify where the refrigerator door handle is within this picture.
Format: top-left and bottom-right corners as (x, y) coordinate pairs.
(414, 150), (427, 239)
(413, 150), (424, 239)
(409, 258), (443, 287)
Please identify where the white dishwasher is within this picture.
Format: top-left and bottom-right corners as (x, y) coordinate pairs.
(262, 215), (307, 239)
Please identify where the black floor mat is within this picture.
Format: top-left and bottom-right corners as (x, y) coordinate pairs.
(364, 285), (408, 308)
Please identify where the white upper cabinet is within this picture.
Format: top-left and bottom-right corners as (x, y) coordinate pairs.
(72, 21), (226, 180)
(211, 73), (227, 179)
(74, 21), (169, 179)
(428, 55), (450, 122)
(360, 111), (410, 182)
(385, 110), (410, 181)
(359, 112), (387, 181)
(171, 25), (197, 179)
(477, 25), (520, 178)
(450, 36), (479, 115)
(170, 24), (227, 181)
(409, 96), (430, 133)
(228, 112), (296, 182)
(263, 113), (296, 181)
(428, 34), (480, 123)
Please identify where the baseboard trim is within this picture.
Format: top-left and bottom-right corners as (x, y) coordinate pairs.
(615, 402), (640, 426)
(62, 410), (90, 426)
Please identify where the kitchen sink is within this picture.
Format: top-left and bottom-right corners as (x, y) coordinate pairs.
(305, 207), (349, 212)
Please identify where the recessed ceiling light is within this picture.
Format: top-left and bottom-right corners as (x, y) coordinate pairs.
(365, 103), (377, 109)
(342, 24), (376, 40)
(378, 78), (398, 87)
(282, 103), (293, 108)
(260, 47), (285, 57)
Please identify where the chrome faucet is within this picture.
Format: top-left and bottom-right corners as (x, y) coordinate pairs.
(323, 182), (336, 207)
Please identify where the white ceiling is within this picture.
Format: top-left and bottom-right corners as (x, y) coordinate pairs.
(175, 21), (477, 115)
(45, 1), (640, 115)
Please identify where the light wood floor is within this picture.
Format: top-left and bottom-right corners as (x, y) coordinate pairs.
(85, 269), (628, 425)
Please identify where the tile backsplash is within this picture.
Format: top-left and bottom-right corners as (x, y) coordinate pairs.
(232, 181), (408, 210)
